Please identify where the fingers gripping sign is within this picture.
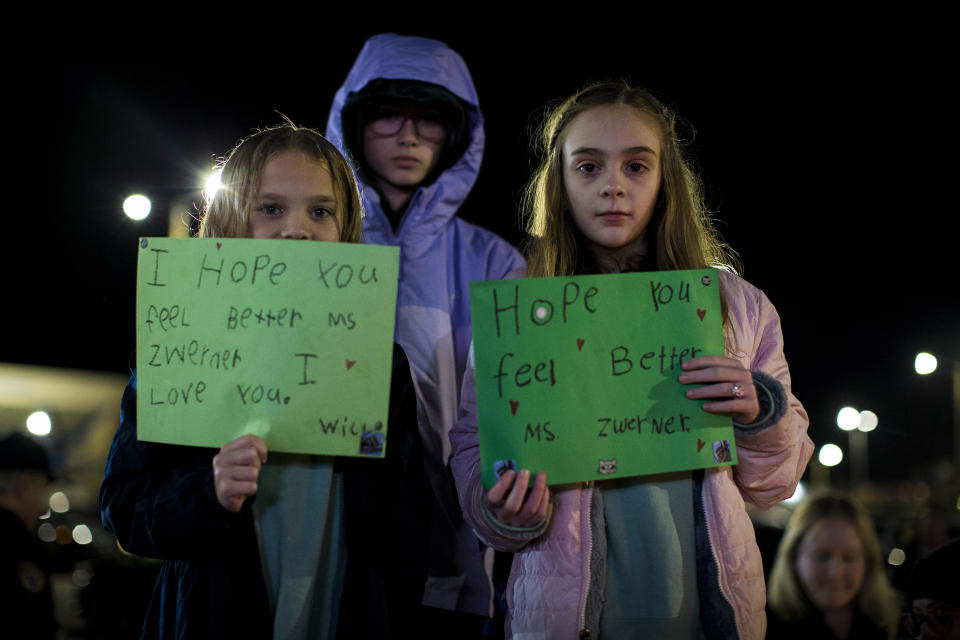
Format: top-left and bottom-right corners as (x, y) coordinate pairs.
(212, 434), (268, 512)
(486, 469), (550, 528)
(679, 355), (760, 425)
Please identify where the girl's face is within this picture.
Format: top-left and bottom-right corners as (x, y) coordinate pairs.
(248, 150), (341, 241)
(795, 516), (866, 612)
(562, 104), (661, 253)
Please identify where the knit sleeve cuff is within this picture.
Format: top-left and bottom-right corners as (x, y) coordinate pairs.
(733, 370), (787, 433)
(482, 500), (552, 540)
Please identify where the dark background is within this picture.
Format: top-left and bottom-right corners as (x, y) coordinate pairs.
(4, 24), (957, 487)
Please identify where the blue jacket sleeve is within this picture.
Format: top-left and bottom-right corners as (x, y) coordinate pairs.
(98, 372), (249, 560)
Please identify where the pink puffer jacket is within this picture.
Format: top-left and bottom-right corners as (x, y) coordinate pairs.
(450, 271), (812, 639)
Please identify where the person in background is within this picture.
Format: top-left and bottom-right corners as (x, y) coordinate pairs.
(326, 33), (526, 635)
(901, 538), (960, 640)
(768, 491), (900, 639)
(0, 431), (57, 640)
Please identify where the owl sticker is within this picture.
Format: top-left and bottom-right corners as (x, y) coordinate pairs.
(598, 459), (618, 475)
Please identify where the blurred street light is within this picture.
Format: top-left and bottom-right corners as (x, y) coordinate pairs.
(858, 410), (878, 433)
(915, 352), (938, 375)
(836, 406), (876, 486)
(819, 443), (843, 467)
(123, 194), (152, 220)
(204, 170), (222, 202)
(837, 407), (860, 431)
(26, 411), (51, 436)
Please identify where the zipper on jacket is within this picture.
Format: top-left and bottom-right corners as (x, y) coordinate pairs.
(699, 474), (737, 634)
(579, 481), (594, 635)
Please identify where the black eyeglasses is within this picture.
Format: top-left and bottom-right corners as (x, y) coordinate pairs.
(367, 106), (447, 142)
(902, 604), (958, 638)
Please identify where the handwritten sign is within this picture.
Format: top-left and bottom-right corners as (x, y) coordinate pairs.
(136, 238), (399, 457)
(470, 269), (736, 488)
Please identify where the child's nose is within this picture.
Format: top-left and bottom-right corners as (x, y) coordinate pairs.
(397, 118), (419, 144)
(600, 181), (625, 198)
(281, 212), (311, 240)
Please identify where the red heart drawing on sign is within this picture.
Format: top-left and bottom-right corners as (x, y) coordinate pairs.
(697, 309), (706, 321)
(216, 242), (222, 250)
(509, 400), (519, 415)
(346, 360), (357, 371)
(577, 338), (585, 351)
(697, 439), (705, 453)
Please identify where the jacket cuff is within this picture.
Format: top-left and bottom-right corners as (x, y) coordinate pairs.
(481, 501), (551, 540)
(733, 370), (787, 433)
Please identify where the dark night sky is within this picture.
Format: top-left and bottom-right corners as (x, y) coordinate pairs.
(4, 25), (957, 486)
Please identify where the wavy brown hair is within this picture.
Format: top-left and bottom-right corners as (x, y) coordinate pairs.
(768, 491), (899, 639)
(199, 123), (363, 243)
(522, 81), (736, 278)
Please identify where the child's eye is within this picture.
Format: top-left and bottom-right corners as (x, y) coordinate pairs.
(419, 110), (444, 125)
(258, 204), (282, 216)
(311, 207), (334, 219)
(577, 162), (599, 174)
(627, 161), (648, 174)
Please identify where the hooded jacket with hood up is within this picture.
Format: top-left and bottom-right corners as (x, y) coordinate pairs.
(325, 34), (526, 616)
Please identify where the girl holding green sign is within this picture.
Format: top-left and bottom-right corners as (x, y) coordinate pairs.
(100, 124), (430, 639)
(450, 82), (813, 639)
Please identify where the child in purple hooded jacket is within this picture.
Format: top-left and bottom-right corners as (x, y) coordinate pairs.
(326, 34), (526, 633)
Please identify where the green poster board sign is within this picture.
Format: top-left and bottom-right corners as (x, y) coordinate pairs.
(136, 237), (399, 457)
(470, 269), (736, 488)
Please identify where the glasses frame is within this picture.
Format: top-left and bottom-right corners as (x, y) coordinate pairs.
(366, 106), (448, 143)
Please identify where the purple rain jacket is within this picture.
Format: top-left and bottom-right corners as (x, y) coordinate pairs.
(326, 33), (526, 616)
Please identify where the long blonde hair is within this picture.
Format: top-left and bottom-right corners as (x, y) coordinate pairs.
(768, 492), (899, 638)
(199, 123), (363, 243)
(522, 81), (736, 278)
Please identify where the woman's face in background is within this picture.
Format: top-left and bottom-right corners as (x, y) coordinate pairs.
(795, 516), (866, 611)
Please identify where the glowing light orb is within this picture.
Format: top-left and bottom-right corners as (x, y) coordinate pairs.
(205, 171), (223, 201)
(123, 194), (152, 220)
(837, 407), (860, 431)
(49, 491), (70, 514)
(26, 411), (51, 436)
(915, 352), (937, 375)
(72, 524), (93, 545)
(858, 410), (878, 432)
(887, 548), (906, 566)
(818, 443), (843, 467)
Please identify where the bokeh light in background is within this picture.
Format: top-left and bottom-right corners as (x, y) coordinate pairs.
(38, 523), (56, 543)
(887, 547), (906, 566)
(72, 524), (93, 545)
(123, 194), (152, 220)
(837, 407), (861, 431)
(858, 410), (878, 433)
(783, 481), (807, 506)
(204, 170), (222, 202)
(26, 411), (51, 436)
(49, 491), (70, 514)
(819, 443), (844, 467)
(914, 352), (937, 375)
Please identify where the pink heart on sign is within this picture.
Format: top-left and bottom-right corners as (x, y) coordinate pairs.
(577, 338), (585, 351)
(509, 400), (519, 415)
(216, 242), (222, 250)
(346, 360), (356, 371)
(697, 309), (706, 321)
(697, 439), (706, 453)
